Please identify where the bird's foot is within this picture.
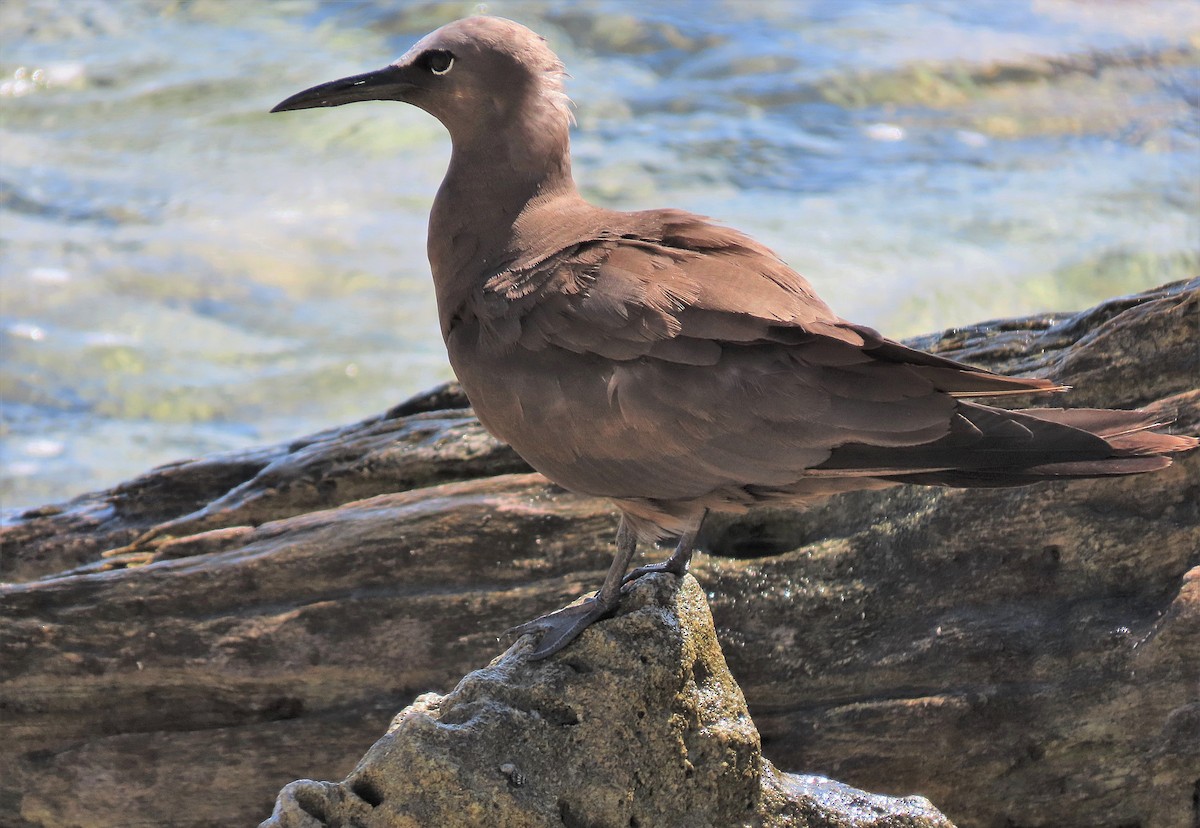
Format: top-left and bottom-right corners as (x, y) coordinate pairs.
(620, 516), (703, 587)
(507, 594), (620, 660)
(621, 558), (689, 587)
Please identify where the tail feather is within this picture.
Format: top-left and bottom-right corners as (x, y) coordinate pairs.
(1011, 407), (1159, 436)
(823, 327), (1197, 488)
(818, 401), (1196, 488)
(1018, 456), (1172, 476)
(1015, 407), (1198, 456)
(889, 455), (1173, 488)
(1105, 431), (1195, 456)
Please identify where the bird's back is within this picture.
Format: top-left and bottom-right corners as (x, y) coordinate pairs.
(435, 199), (1199, 541)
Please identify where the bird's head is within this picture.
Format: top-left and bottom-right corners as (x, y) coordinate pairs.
(271, 16), (572, 147)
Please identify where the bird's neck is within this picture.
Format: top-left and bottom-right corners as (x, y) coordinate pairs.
(427, 127), (581, 334)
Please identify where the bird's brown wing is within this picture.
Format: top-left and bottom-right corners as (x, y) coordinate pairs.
(485, 208), (1059, 392)
(459, 209), (1092, 503)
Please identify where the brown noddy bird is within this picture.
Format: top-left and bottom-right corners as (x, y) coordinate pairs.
(272, 16), (1198, 659)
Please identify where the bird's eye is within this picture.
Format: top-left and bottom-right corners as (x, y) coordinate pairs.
(423, 50), (454, 75)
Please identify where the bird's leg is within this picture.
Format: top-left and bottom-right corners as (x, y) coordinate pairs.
(621, 510), (708, 585)
(509, 517), (640, 660)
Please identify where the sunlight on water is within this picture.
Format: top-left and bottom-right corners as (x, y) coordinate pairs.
(1, 0), (1197, 509)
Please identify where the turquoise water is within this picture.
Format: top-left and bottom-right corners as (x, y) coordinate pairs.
(2, 0), (1197, 510)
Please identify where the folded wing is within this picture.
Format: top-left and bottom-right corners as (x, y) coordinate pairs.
(463, 208), (1193, 503)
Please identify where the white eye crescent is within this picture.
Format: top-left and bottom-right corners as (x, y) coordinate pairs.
(428, 51), (454, 75)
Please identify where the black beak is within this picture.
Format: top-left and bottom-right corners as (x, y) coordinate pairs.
(271, 64), (414, 113)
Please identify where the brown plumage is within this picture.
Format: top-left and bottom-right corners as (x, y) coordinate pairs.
(272, 16), (1198, 658)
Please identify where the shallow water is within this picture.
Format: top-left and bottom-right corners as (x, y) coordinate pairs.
(2, 0), (1197, 510)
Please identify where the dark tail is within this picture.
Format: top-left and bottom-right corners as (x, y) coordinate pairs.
(820, 404), (1198, 488)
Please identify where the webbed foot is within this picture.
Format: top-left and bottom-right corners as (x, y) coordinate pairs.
(507, 594), (620, 660)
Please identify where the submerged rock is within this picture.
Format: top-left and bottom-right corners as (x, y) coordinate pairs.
(2, 279), (1196, 827)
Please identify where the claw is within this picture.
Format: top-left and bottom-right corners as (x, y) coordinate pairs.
(508, 596), (619, 660)
(620, 515), (704, 588)
(621, 560), (685, 587)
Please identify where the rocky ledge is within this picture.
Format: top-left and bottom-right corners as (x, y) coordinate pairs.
(2, 279), (1197, 827)
(260, 575), (952, 828)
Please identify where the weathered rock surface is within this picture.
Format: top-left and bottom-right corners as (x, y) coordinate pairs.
(3, 279), (1197, 828)
(259, 575), (952, 828)
(0, 386), (529, 584)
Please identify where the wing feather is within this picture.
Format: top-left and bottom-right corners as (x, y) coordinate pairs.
(452, 208), (1071, 504)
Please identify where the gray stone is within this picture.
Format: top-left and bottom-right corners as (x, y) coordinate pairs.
(259, 575), (953, 828)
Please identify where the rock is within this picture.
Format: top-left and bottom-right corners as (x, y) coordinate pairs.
(2, 279), (1197, 828)
(0, 384), (530, 583)
(258, 575), (953, 828)
(1, 473), (616, 828)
